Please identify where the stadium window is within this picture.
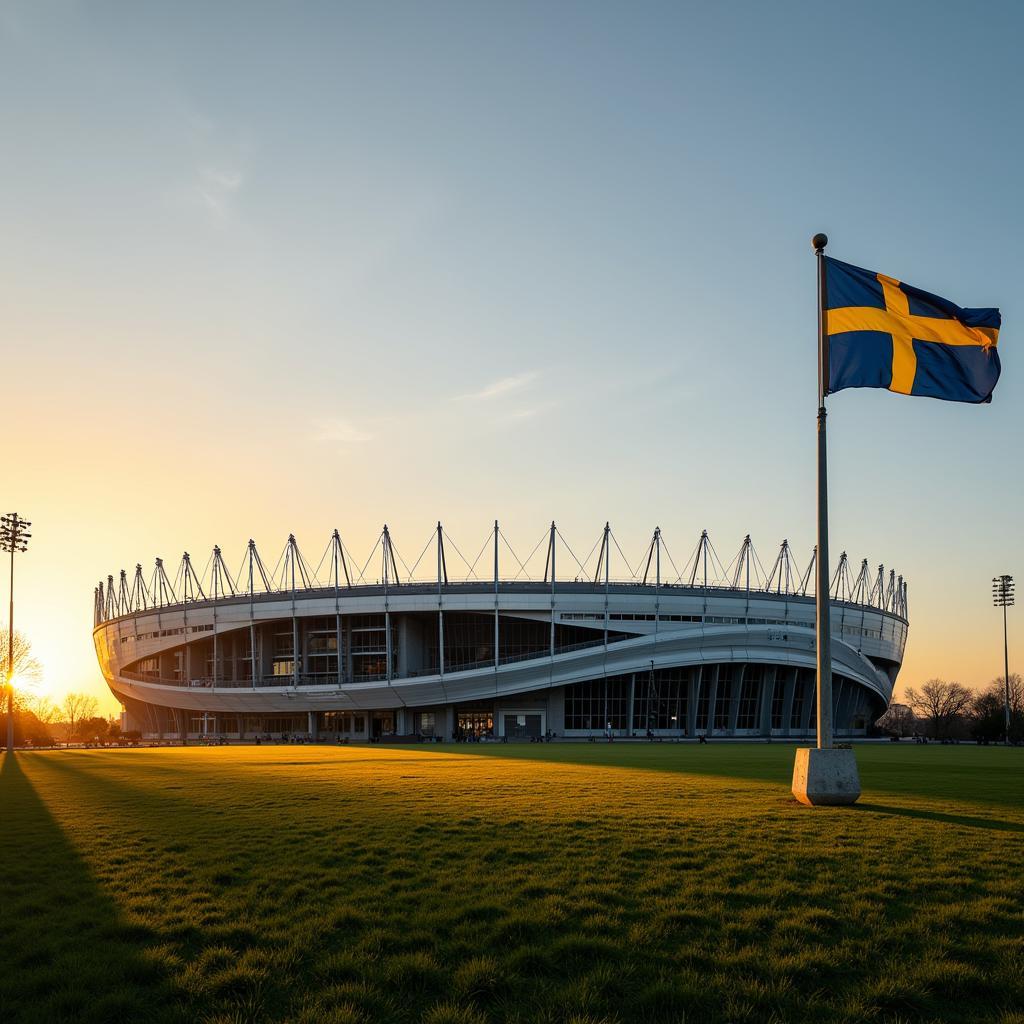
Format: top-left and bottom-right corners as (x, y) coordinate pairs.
(135, 656), (159, 678)
(632, 667), (688, 731)
(771, 676), (786, 730)
(714, 666), (734, 730)
(695, 675), (712, 731)
(564, 675), (630, 731)
(736, 667), (762, 730)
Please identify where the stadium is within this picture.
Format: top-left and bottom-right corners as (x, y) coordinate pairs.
(92, 523), (908, 742)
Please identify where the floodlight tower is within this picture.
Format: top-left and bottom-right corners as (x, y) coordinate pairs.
(993, 575), (1015, 745)
(1, 513), (32, 754)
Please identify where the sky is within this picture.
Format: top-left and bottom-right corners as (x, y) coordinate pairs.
(1, 1), (1021, 715)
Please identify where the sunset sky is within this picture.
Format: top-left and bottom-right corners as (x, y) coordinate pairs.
(2, 1), (1020, 714)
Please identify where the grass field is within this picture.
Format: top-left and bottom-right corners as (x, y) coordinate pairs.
(2, 743), (1022, 1024)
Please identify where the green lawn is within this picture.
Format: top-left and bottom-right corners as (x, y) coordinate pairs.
(1, 744), (1022, 1024)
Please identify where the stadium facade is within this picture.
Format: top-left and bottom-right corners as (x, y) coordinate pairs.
(92, 524), (908, 741)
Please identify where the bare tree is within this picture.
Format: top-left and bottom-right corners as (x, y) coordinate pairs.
(971, 673), (1024, 743)
(0, 628), (42, 686)
(876, 702), (915, 738)
(903, 679), (973, 739)
(990, 673), (1023, 716)
(19, 692), (59, 723)
(61, 692), (99, 743)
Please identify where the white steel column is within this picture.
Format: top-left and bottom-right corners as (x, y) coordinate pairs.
(212, 548), (220, 688)
(654, 527), (661, 646)
(289, 536), (300, 688)
(493, 521), (499, 671)
(182, 561), (191, 686)
(333, 531), (343, 687)
(437, 522), (445, 678)
(383, 525), (393, 684)
(602, 522), (610, 649)
(549, 521), (556, 658)
(248, 540), (257, 690)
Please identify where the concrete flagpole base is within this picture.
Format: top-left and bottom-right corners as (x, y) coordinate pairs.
(791, 747), (861, 806)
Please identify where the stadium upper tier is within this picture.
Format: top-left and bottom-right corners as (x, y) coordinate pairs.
(92, 524), (908, 739)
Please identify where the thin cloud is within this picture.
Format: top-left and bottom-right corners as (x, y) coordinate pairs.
(313, 418), (373, 443)
(194, 165), (243, 223)
(458, 371), (538, 402)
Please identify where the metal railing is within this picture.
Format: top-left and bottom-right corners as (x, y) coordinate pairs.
(97, 577), (909, 626)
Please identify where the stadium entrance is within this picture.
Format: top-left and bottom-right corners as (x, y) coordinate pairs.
(502, 712), (544, 740)
(371, 712), (395, 739)
(457, 707), (494, 740)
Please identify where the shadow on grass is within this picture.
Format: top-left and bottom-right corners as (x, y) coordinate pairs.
(0, 753), (183, 1024)
(854, 801), (1024, 833)
(427, 741), (1024, 808)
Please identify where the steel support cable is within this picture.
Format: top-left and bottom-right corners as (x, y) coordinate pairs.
(156, 560), (178, 605)
(198, 549), (215, 596)
(782, 546), (801, 595)
(749, 540), (771, 589)
(724, 540), (748, 590)
(294, 539), (316, 589)
(131, 567), (151, 611)
(800, 548), (816, 596)
(213, 548), (237, 597)
(609, 530), (641, 580)
(734, 538), (767, 590)
(172, 559), (186, 597)
(703, 535), (728, 585)
(231, 546), (252, 594)
(269, 541), (289, 590)
(357, 534), (384, 585)
(554, 528), (589, 579)
(678, 535), (704, 586)
(831, 554), (855, 600)
(579, 533), (604, 580)
(498, 530), (531, 579)
(510, 529), (549, 582)
(313, 535), (335, 582)
(339, 539), (361, 584)
(640, 534), (656, 584)
(465, 529), (494, 579)
(765, 543), (784, 593)
(406, 530), (436, 581)
(255, 545), (273, 592)
(441, 529), (480, 581)
(178, 557), (198, 601)
(388, 538), (413, 582)
(657, 534), (684, 584)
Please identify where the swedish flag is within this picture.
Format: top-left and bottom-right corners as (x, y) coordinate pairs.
(824, 257), (1001, 404)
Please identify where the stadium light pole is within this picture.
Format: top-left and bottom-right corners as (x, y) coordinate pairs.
(1, 513), (31, 754)
(993, 575), (1015, 745)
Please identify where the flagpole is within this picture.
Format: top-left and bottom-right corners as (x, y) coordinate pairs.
(813, 231), (832, 751)
(792, 233), (859, 806)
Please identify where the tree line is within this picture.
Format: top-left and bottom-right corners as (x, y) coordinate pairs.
(3, 629), (135, 747)
(882, 675), (1023, 743)
(13, 689), (133, 746)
